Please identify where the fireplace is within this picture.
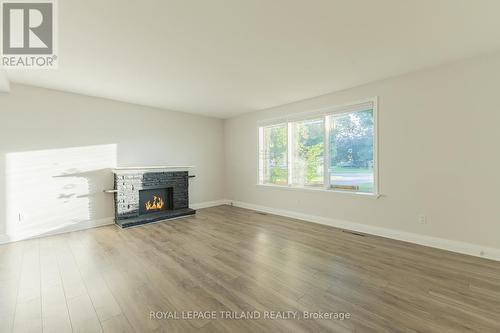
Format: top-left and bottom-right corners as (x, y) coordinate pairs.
(139, 188), (173, 215)
(110, 167), (196, 228)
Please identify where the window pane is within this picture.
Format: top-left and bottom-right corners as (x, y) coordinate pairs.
(262, 124), (288, 185)
(329, 110), (374, 193)
(292, 118), (324, 186)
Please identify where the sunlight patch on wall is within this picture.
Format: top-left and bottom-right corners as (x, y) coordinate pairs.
(5, 144), (117, 238)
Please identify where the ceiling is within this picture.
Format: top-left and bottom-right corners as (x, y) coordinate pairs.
(3, 0), (500, 118)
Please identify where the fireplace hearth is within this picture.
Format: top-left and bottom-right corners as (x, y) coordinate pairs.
(111, 167), (195, 228)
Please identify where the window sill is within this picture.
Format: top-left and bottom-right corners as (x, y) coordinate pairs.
(256, 183), (381, 199)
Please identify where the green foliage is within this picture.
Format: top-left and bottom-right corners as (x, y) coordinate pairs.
(263, 110), (374, 187)
(304, 142), (323, 182)
(266, 125), (288, 184)
(296, 120), (324, 184)
(330, 110), (373, 168)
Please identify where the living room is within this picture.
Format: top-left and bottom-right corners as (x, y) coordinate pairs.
(0, 1), (499, 332)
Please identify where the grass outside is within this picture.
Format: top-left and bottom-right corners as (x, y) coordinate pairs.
(266, 166), (374, 193)
(331, 166), (373, 193)
(352, 182), (373, 193)
(331, 166), (373, 174)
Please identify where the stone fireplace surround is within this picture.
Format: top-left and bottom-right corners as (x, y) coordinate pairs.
(111, 167), (195, 228)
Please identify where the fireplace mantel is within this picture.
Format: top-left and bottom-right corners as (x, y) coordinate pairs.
(112, 166), (194, 174)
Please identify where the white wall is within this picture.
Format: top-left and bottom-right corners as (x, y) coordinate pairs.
(0, 84), (224, 240)
(0, 70), (9, 93)
(225, 51), (500, 254)
(2, 52), (499, 257)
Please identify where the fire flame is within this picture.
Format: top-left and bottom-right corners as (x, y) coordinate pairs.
(145, 195), (164, 211)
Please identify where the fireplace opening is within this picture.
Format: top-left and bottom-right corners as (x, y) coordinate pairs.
(139, 188), (173, 215)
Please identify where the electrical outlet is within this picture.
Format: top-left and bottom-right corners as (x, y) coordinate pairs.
(418, 214), (427, 225)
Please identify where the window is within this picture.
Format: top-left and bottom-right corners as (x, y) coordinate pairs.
(292, 118), (324, 187)
(329, 110), (374, 193)
(259, 123), (288, 185)
(258, 98), (377, 195)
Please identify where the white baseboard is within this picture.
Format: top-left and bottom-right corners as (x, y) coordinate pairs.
(0, 199), (230, 245)
(3, 199), (498, 262)
(190, 199), (230, 210)
(229, 200), (500, 262)
(0, 217), (114, 244)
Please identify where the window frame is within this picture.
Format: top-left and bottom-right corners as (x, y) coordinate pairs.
(257, 97), (379, 197)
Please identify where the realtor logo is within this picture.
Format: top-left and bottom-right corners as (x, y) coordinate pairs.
(1, 0), (57, 68)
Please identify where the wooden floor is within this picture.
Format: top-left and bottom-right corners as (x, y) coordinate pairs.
(1, 205), (499, 333)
